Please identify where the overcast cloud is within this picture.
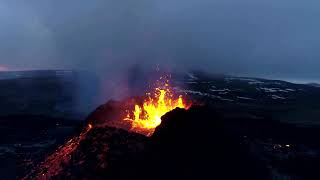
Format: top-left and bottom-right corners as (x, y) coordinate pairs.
(1, 0), (320, 80)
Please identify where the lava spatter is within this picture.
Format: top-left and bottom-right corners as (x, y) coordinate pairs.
(124, 77), (190, 136)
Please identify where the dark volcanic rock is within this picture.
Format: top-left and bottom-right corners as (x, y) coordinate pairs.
(85, 100), (127, 127)
(28, 125), (149, 179)
(145, 107), (268, 180)
(85, 99), (136, 131)
(94, 106), (267, 180)
(59, 126), (148, 179)
(30, 105), (268, 180)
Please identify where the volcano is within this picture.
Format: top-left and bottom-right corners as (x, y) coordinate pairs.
(25, 101), (267, 179)
(7, 72), (320, 180)
(24, 77), (268, 179)
(86, 76), (191, 136)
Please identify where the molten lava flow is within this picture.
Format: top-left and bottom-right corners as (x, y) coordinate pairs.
(23, 124), (93, 179)
(125, 78), (189, 135)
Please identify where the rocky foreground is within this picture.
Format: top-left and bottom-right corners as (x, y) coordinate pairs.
(26, 102), (269, 180)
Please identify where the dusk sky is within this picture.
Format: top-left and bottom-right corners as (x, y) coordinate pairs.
(1, 0), (320, 81)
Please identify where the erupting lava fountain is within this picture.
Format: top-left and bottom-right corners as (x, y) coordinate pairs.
(124, 76), (191, 136)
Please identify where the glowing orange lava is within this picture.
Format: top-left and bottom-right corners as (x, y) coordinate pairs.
(23, 124), (93, 179)
(125, 77), (190, 135)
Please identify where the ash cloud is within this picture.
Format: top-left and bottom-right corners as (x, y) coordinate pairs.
(1, 0), (320, 112)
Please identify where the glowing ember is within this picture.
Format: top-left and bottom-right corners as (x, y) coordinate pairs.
(125, 77), (190, 135)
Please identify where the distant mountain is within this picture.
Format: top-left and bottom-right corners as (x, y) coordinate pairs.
(308, 83), (320, 88)
(174, 72), (320, 126)
(0, 70), (74, 80)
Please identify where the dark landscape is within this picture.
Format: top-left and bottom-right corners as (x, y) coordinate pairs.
(2, 1), (320, 179)
(0, 71), (319, 179)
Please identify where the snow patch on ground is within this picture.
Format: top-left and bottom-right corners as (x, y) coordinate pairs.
(178, 89), (234, 101)
(178, 90), (215, 97)
(187, 73), (198, 80)
(210, 88), (231, 92)
(225, 77), (264, 85)
(237, 96), (255, 100)
(285, 89), (296, 92)
(260, 88), (278, 93)
(271, 95), (286, 100)
(259, 87), (295, 93)
(248, 81), (264, 85)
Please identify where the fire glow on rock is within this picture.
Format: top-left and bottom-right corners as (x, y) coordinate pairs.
(124, 76), (190, 136)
